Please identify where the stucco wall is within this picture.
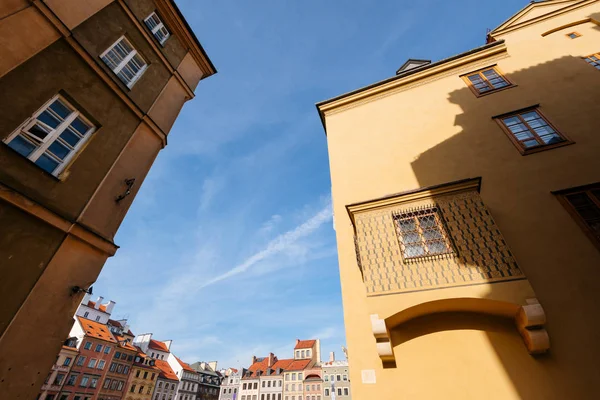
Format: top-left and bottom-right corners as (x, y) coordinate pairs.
(0, 235), (108, 399)
(0, 39), (140, 221)
(43, 0), (114, 30)
(80, 121), (162, 240)
(72, 2), (171, 113)
(0, 6), (60, 78)
(323, 3), (600, 399)
(0, 201), (65, 336)
(123, 0), (188, 69)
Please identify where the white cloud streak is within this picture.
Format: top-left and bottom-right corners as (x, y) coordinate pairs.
(199, 202), (332, 288)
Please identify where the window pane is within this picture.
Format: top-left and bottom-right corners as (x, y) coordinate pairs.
(38, 110), (62, 129)
(60, 129), (82, 147)
(539, 133), (564, 145)
(49, 100), (72, 119)
(422, 228), (443, 240)
(418, 215), (437, 229)
(35, 153), (60, 173)
(48, 141), (71, 160)
(502, 116), (521, 127)
(7, 136), (37, 157)
(566, 193), (600, 237)
(70, 118), (91, 135)
(521, 111), (541, 122)
(398, 218), (416, 232)
(27, 123), (52, 141)
(522, 139), (539, 148)
(427, 240), (449, 254)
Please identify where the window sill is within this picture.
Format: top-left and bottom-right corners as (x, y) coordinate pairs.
(474, 84), (517, 98)
(521, 140), (575, 155)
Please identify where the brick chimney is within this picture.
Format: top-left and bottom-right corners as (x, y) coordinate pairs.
(268, 353), (276, 367)
(251, 356), (257, 365)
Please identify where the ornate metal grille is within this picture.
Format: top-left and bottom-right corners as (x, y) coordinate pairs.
(393, 206), (454, 260)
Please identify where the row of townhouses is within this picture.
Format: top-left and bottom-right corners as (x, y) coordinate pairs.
(38, 295), (223, 400)
(218, 341), (351, 400)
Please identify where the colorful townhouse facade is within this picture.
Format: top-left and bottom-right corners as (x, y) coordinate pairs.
(124, 351), (160, 400)
(219, 339), (349, 400)
(190, 361), (223, 400)
(38, 297), (224, 400)
(38, 344), (80, 400)
(317, 0), (600, 398)
(217, 368), (243, 400)
(0, 1), (216, 396)
(320, 355), (349, 400)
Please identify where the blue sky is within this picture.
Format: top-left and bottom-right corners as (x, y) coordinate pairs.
(95, 0), (528, 369)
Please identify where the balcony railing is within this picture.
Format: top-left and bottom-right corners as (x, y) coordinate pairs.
(52, 364), (70, 372)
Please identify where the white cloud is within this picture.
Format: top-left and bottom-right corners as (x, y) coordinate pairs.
(200, 202), (332, 288)
(259, 214), (282, 234)
(199, 177), (225, 212)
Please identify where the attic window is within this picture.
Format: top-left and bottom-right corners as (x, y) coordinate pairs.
(462, 66), (513, 96)
(566, 32), (581, 39)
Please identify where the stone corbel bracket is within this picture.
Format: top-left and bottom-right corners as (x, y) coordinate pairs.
(515, 298), (550, 354)
(370, 298), (550, 364)
(370, 314), (394, 362)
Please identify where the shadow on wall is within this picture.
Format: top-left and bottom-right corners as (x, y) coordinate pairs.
(407, 53), (600, 398)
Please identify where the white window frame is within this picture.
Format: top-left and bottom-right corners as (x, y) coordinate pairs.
(144, 12), (170, 45)
(100, 36), (148, 88)
(3, 94), (96, 177)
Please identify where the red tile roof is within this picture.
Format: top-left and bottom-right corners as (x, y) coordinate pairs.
(176, 357), (196, 373)
(149, 339), (170, 352)
(115, 335), (137, 352)
(77, 317), (116, 343)
(155, 359), (179, 381)
(295, 340), (316, 349)
(286, 359), (311, 371)
(271, 358), (293, 373)
(86, 301), (108, 312)
(108, 319), (122, 328)
(243, 357), (270, 379)
(230, 368), (239, 373)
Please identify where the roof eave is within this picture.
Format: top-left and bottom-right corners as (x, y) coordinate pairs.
(315, 40), (506, 135)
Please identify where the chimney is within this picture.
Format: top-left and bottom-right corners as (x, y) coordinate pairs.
(163, 340), (172, 350)
(105, 300), (116, 315)
(208, 361), (217, 371)
(251, 356), (257, 365)
(329, 352), (335, 362)
(295, 339), (300, 346)
(95, 296), (104, 310)
(82, 292), (91, 306)
(268, 353), (275, 368)
(316, 339), (321, 363)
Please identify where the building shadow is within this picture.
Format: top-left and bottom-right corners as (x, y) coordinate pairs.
(407, 53), (600, 399)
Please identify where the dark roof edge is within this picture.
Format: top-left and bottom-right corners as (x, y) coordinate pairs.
(315, 40), (505, 134)
(169, 0), (217, 76)
(345, 177), (482, 210)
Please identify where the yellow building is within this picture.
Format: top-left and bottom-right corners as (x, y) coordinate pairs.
(317, 1), (600, 399)
(124, 350), (160, 400)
